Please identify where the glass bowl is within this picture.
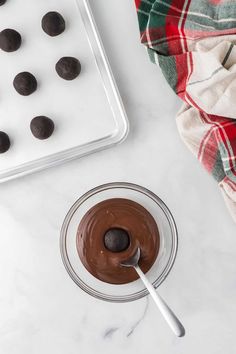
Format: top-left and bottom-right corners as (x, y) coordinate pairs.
(60, 182), (178, 302)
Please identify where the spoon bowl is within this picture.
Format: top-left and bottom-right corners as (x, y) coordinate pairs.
(120, 248), (141, 267)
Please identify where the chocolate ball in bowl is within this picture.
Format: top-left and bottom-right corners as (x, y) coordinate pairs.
(104, 228), (130, 253)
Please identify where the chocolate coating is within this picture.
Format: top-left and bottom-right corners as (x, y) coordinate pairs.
(104, 228), (130, 253)
(13, 72), (37, 96)
(0, 29), (21, 52)
(30, 116), (54, 140)
(55, 57), (81, 80)
(0, 131), (10, 153)
(0, 0), (7, 6)
(77, 198), (160, 284)
(42, 12), (65, 37)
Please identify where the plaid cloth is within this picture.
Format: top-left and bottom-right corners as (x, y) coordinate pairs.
(135, 0), (236, 222)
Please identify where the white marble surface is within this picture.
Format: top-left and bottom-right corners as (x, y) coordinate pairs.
(0, 0), (236, 353)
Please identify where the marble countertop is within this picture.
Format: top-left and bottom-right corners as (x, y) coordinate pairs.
(1, 1), (236, 353)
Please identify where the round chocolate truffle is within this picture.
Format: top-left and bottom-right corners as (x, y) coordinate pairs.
(42, 11), (65, 37)
(55, 57), (81, 80)
(13, 72), (37, 96)
(0, 29), (21, 52)
(0, 131), (10, 153)
(30, 116), (54, 140)
(0, 0), (7, 6)
(104, 228), (130, 253)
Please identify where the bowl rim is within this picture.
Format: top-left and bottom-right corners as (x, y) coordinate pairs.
(60, 182), (178, 303)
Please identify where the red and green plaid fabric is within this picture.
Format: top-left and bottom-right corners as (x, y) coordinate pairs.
(135, 0), (236, 221)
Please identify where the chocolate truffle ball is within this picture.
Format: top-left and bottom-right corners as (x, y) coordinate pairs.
(0, 0), (7, 6)
(0, 29), (21, 52)
(13, 72), (37, 96)
(104, 228), (130, 253)
(0, 131), (10, 153)
(30, 116), (54, 140)
(42, 11), (65, 37)
(55, 57), (81, 80)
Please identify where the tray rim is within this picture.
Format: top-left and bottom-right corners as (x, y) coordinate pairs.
(0, 0), (129, 183)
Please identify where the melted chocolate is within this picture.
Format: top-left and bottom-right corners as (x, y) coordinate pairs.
(77, 198), (160, 284)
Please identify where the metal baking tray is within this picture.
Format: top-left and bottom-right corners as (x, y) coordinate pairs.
(0, 0), (129, 182)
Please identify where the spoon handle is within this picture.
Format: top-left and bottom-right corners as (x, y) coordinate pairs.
(135, 265), (185, 337)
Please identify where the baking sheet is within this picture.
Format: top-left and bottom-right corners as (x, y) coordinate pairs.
(0, 0), (128, 181)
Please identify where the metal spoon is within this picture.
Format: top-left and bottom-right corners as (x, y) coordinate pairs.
(120, 248), (185, 337)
